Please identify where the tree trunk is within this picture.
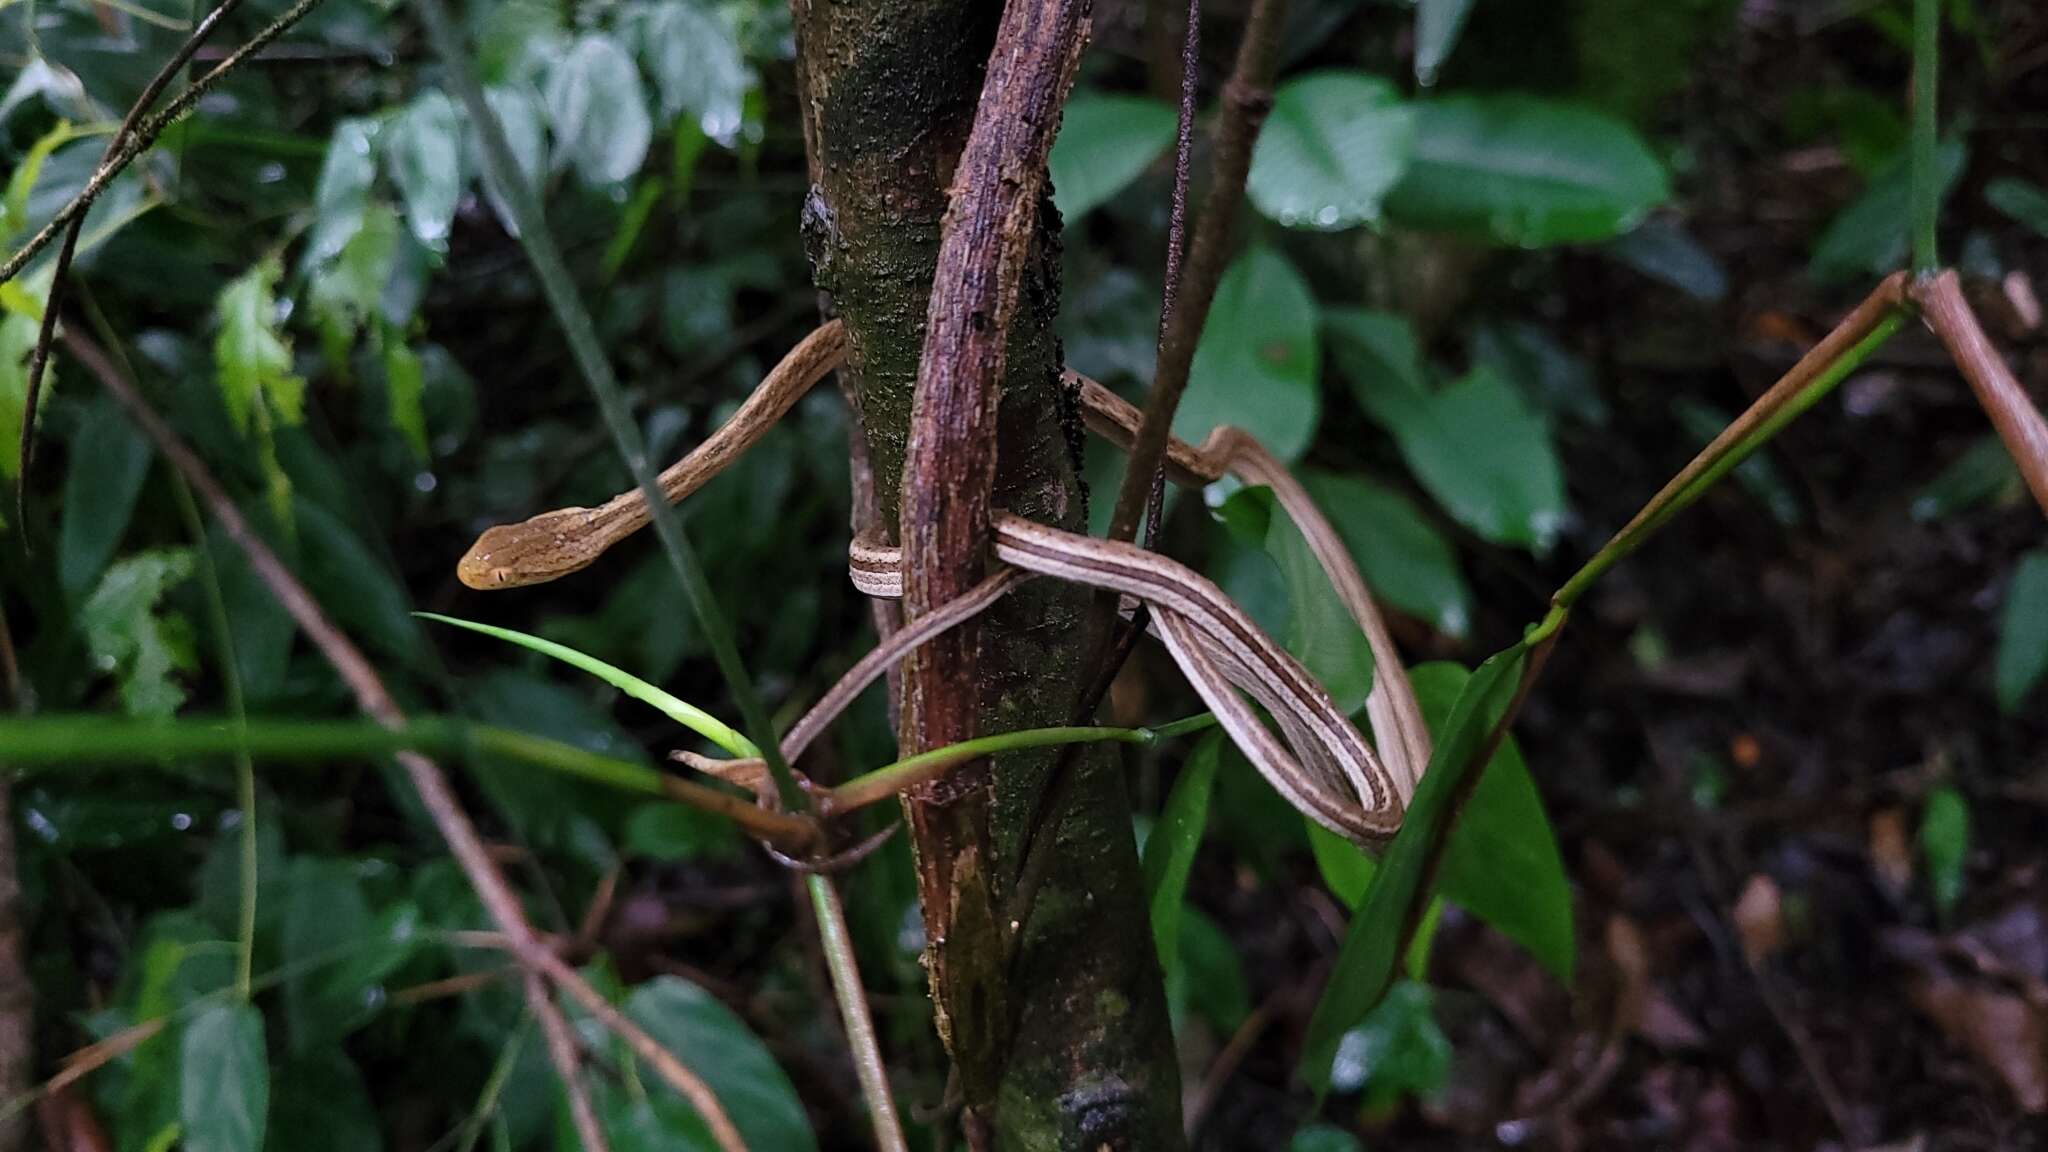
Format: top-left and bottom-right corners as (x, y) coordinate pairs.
(792, 4), (1184, 1147)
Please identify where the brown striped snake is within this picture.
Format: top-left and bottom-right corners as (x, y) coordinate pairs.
(457, 320), (1430, 846)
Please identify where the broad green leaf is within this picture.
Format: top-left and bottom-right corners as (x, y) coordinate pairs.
(215, 259), (307, 435)
(1049, 93), (1178, 221)
(1415, 0), (1477, 85)
(1, 120), (81, 244)
(623, 976), (816, 1152)
(383, 90), (465, 248)
(1169, 907), (1249, 1034)
(309, 203), (400, 353)
(1307, 818), (1374, 908)
(1996, 550), (2048, 715)
(282, 858), (394, 1050)
(1178, 248), (1320, 461)
(1144, 733), (1222, 980)
(59, 396), (153, 598)
(1912, 435), (2021, 521)
(1919, 786), (1970, 919)
(180, 1001), (269, 1152)
(638, 2), (752, 144)
(81, 550), (198, 718)
(1809, 137), (1965, 284)
(623, 802), (737, 861)
(1302, 641), (1526, 1093)
(1248, 72), (1414, 231)
(1211, 486), (1374, 711)
(1986, 178), (2048, 240)
(473, 84), (548, 237)
(308, 118), (379, 264)
(293, 498), (423, 669)
(1332, 313), (1565, 551)
(381, 335), (428, 460)
(1408, 662), (1572, 981)
(547, 34), (653, 185)
(1384, 95), (1670, 247)
(1302, 471), (1472, 638)
(1325, 981), (1450, 1106)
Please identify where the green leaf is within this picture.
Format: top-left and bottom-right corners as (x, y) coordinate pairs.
(1307, 818), (1374, 908)
(1302, 641), (1526, 1093)
(1470, 318), (1608, 425)
(59, 396), (153, 598)
(180, 1001), (269, 1152)
(1178, 248), (1320, 461)
(1170, 907), (1249, 1034)
(638, 2), (752, 144)
(1408, 663), (1572, 981)
(1302, 471), (1472, 638)
(1415, 0), (1477, 84)
(547, 34), (653, 185)
(472, 84), (549, 237)
(308, 118), (379, 265)
(1911, 435), (2021, 521)
(1919, 785), (1970, 919)
(1604, 217), (1728, 302)
(622, 976), (816, 1152)
(215, 258), (308, 434)
(1384, 95), (1670, 247)
(383, 90), (465, 248)
(1144, 733), (1221, 980)
(1325, 981), (1450, 1106)
(1996, 550), (2048, 715)
(309, 202), (400, 350)
(1, 120), (82, 245)
(1331, 312), (1565, 551)
(293, 498), (423, 669)
(1, 270), (54, 484)
(1247, 72), (1414, 231)
(1211, 486), (1374, 711)
(1048, 93), (1178, 221)
(1809, 137), (1965, 284)
(623, 802), (737, 861)
(268, 1051), (383, 1152)
(381, 335), (429, 460)
(282, 859), (405, 1050)
(1291, 1123), (1364, 1152)
(417, 612), (755, 756)
(81, 549), (198, 718)
(1986, 177), (2048, 240)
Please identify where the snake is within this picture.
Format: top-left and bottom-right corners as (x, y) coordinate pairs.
(456, 320), (1429, 846)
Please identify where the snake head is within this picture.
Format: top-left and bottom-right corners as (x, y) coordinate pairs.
(455, 508), (604, 590)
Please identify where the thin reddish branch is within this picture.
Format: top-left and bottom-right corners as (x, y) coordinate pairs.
(59, 330), (747, 1152)
(894, 0), (1092, 1109)
(1913, 270), (2048, 517)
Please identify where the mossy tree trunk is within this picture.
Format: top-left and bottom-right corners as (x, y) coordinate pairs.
(792, 3), (1184, 1148)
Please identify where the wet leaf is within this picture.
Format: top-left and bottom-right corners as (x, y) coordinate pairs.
(1248, 72), (1414, 230)
(1384, 95), (1669, 246)
(1302, 471), (1472, 637)
(547, 34), (653, 185)
(308, 118), (378, 265)
(1049, 92), (1178, 221)
(1324, 981), (1451, 1105)
(1211, 486), (1374, 712)
(383, 90), (465, 248)
(638, 2), (752, 145)
(1414, 0), (1477, 85)
(180, 1002), (269, 1152)
(472, 84), (549, 237)
(1178, 248), (1320, 461)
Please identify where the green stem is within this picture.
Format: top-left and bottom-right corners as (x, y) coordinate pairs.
(1553, 313), (1905, 607)
(1911, 0), (1940, 273)
(455, 1018), (531, 1152)
(415, 0), (805, 814)
(805, 877), (908, 1152)
(172, 479), (258, 1003)
(829, 714), (1215, 813)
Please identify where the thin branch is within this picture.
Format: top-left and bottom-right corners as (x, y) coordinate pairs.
(1912, 270), (2048, 517)
(528, 973), (609, 1152)
(895, 0), (1092, 1110)
(56, 330), (741, 1152)
(1103, 0), (1286, 546)
(807, 879), (909, 1152)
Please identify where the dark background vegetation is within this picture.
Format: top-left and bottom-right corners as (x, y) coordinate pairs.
(2, 0), (2046, 1148)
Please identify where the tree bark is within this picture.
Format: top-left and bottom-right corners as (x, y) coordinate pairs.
(792, 3), (1184, 1147)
